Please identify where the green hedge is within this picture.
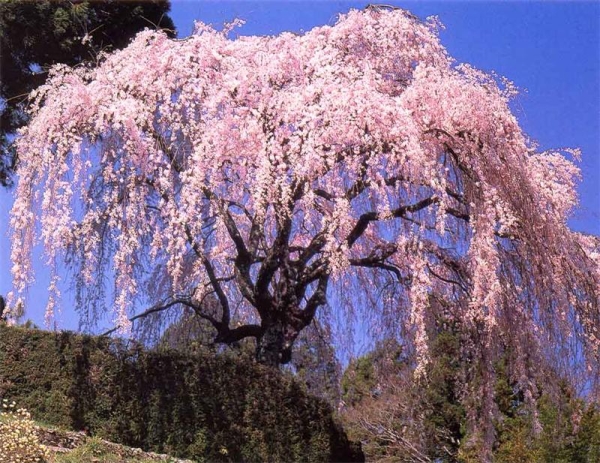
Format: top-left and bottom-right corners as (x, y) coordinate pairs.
(0, 324), (363, 462)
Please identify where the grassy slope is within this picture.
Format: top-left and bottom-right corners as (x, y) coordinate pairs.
(37, 422), (194, 463)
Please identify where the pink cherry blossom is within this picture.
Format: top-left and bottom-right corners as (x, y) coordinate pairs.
(9, 6), (599, 448)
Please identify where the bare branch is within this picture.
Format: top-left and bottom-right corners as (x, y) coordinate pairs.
(347, 196), (439, 247)
(100, 294), (213, 337)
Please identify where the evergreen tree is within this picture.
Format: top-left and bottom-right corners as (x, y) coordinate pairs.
(0, 0), (175, 185)
(340, 318), (600, 462)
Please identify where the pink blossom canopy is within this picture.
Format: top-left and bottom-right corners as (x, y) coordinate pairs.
(9, 6), (600, 393)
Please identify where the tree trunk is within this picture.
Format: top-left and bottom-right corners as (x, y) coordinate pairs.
(256, 319), (294, 368)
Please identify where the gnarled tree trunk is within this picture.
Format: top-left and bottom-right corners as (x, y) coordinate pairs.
(256, 318), (298, 368)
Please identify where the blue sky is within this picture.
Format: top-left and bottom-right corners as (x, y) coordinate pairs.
(0, 0), (598, 331)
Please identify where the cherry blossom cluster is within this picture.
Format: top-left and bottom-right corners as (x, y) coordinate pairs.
(9, 7), (599, 442)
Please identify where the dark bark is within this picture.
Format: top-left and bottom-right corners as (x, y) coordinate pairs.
(255, 316), (302, 367)
(256, 320), (289, 367)
(115, 137), (450, 369)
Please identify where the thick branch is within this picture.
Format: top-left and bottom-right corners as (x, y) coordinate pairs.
(298, 274), (330, 326)
(183, 224), (235, 323)
(100, 294), (217, 337)
(296, 232), (328, 267)
(255, 215), (293, 301)
(201, 257), (234, 326)
(347, 196), (439, 247)
(214, 323), (262, 344)
(202, 188), (252, 266)
(349, 257), (406, 283)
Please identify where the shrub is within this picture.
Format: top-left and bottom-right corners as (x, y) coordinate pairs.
(0, 400), (50, 463)
(0, 324), (363, 462)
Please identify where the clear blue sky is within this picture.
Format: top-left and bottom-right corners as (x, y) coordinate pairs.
(0, 0), (598, 331)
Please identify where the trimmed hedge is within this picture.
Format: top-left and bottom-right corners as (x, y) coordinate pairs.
(0, 324), (363, 462)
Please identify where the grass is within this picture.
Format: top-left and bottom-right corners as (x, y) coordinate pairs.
(49, 437), (182, 462)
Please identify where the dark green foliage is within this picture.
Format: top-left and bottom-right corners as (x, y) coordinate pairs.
(571, 404), (600, 462)
(0, 0), (175, 185)
(283, 321), (342, 408)
(341, 355), (377, 407)
(158, 309), (343, 408)
(421, 323), (465, 461)
(341, 338), (405, 407)
(340, 322), (600, 462)
(492, 374), (600, 463)
(156, 306), (255, 357)
(0, 324), (363, 462)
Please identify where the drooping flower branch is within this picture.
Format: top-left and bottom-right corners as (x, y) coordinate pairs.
(9, 7), (599, 446)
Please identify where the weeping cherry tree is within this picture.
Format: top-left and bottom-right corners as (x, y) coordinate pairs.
(8, 7), (600, 443)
